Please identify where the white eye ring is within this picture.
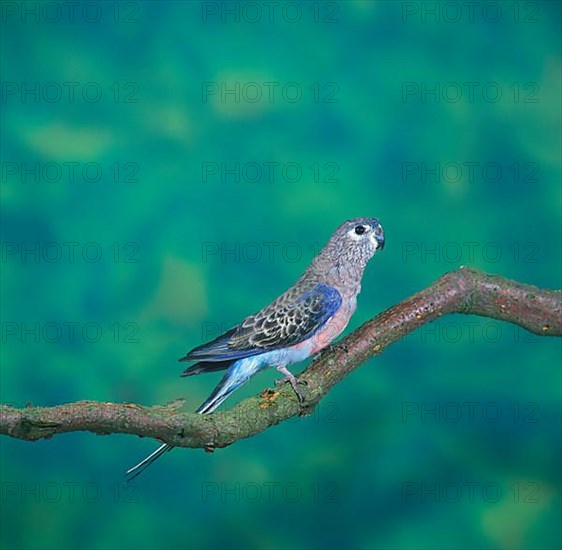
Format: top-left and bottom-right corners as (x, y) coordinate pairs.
(348, 225), (369, 241)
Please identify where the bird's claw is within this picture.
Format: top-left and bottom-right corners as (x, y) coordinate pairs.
(293, 385), (306, 404)
(275, 375), (308, 403)
(275, 365), (309, 403)
(288, 380), (307, 403)
(275, 377), (307, 387)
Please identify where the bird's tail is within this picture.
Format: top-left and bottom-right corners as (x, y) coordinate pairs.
(125, 442), (173, 483)
(123, 382), (239, 482)
(195, 358), (261, 414)
(124, 358), (262, 481)
(195, 372), (244, 414)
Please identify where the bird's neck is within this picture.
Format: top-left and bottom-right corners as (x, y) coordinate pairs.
(306, 258), (366, 296)
(332, 262), (365, 294)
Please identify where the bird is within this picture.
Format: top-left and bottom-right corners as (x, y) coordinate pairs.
(125, 217), (385, 481)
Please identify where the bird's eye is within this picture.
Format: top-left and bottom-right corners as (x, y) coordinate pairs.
(354, 225), (366, 235)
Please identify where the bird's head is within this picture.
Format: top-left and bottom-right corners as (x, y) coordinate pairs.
(338, 217), (385, 255)
(310, 217), (385, 279)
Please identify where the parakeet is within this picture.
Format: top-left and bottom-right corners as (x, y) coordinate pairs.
(126, 217), (385, 480)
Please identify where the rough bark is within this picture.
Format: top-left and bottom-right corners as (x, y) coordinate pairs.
(1, 268), (560, 449)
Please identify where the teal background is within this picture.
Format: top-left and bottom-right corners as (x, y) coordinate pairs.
(1, 1), (561, 549)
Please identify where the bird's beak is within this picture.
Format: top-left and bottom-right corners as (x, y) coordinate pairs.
(372, 223), (385, 250)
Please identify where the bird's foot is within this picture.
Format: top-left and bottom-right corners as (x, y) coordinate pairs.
(275, 366), (307, 403)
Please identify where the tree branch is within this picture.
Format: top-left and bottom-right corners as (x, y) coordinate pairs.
(1, 267), (560, 449)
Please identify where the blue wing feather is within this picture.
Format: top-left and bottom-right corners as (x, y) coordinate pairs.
(179, 283), (342, 371)
(179, 328), (262, 362)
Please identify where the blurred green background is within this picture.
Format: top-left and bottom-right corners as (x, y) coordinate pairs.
(1, 1), (561, 549)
